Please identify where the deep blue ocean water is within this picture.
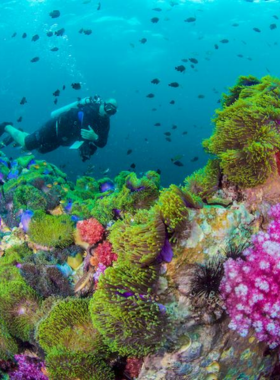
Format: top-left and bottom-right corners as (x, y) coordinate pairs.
(0, 0), (279, 187)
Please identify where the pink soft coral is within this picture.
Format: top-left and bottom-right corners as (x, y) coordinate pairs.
(220, 203), (280, 348)
(77, 218), (104, 245)
(95, 241), (117, 267)
(125, 357), (143, 379)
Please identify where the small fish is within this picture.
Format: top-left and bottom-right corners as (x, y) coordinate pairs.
(97, 2), (101, 10)
(17, 116), (22, 122)
(198, 94), (205, 99)
(83, 29), (92, 35)
(220, 39), (229, 43)
(30, 57), (40, 62)
(152, 108), (157, 111)
(102, 168), (110, 174)
(189, 58), (198, 64)
(20, 97), (27, 105)
(152, 7), (162, 11)
(53, 89), (60, 97)
(50, 47), (59, 51)
(62, 85), (66, 90)
(55, 28), (65, 36)
(151, 17), (159, 23)
(181, 58), (188, 62)
(22, 33), (27, 38)
(170, 100), (175, 104)
(165, 137), (172, 142)
(72, 83), (81, 90)
(232, 23), (239, 27)
(171, 154), (183, 162)
(151, 78), (160, 84)
(172, 125), (177, 129)
(54, 98), (58, 105)
(130, 43), (135, 48)
(130, 163), (136, 169)
(182, 131), (188, 135)
(270, 24), (277, 30)
(146, 93), (155, 98)
(175, 65), (186, 73)
(164, 132), (171, 136)
(49, 10), (60, 18)
(168, 82), (179, 88)
(173, 160), (184, 166)
(273, 15), (279, 20)
(191, 156), (199, 162)
(253, 27), (261, 33)
(214, 44), (219, 49)
(140, 38), (147, 44)
(156, 169), (161, 174)
(154, 122), (161, 126)
(127, 149), (132, 155)
(12, 32), (17, 38)
(237, 54), (243, 58)
(185, 17), (196, 23)
(46, 184), (52, 188)
(46, 31), (53, 37)
(31, 34), (39, 42)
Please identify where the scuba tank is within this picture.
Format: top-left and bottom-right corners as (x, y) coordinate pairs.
(50, 95), (101, 119)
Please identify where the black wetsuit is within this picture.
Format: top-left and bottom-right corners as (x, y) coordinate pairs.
(25, 103), (110, 161)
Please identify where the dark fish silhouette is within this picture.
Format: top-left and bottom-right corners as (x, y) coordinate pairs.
(214, 44), (219, 49)
(17, 116), (22, 122)
(220, 38), (229, 43)
(30, 57), (40, 62)
(152, 8), (162, 11)
(173, 160), (184, 166)
(270, 24), (277, 30)
(49, 10), (60, 18)
(191, 156), (199, 162)
(232, 23), (239, 27)
(185, 17), (196, 22)
(32, 34), (39, 42)
(151, 17), (159, 23)
(172, 125), (177, 129)
(166, 137), (172, 142)
(53, 89), (60, 97)
(156, 169), (161, 174)
(130, 163), (136, 169)
(83, 29), (92, 35)
(22, 33), (27, 38)
(54, 98), (58, 105)
(189, 58), (198, 64)
(181, 58), (188, 62)
(168, 82), (179, 88)
(46, 31), (53, 37)
(12, 32), (17, 38)
(62, 85), (66, 90)
(237, 54), (243, 58)
(140, 38), (147, 44)
(175, 65), (186, 72)
(71, 83), (81, 90)
(253, 27), (261, 33)
(170, 100), (175, 104)
(151, 78), (160, 84)
(164, 132), (171, 136)
(154, 123), (161, 126)
(55, 28), (65, 36)
(97, 2), (101, 10)
(273, 15), (279, 20)
(198, 94), (205, 99)
(182, 131), (188, 135)
(20, 97), (27, 105)
(127, 149), (132, 155)
(146, 93), (155, 98)
(50, 47), (59, 51)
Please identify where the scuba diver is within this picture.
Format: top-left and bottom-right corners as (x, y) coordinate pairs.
(0, 96), (118, 162)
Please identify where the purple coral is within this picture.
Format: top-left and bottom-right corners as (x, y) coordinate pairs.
(10, 355), (48, 380)
(220, 203), (280, 348)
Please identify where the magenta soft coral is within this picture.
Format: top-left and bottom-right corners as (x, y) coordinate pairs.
(77, 218), (105, 245)
(220, 203), (280, 348)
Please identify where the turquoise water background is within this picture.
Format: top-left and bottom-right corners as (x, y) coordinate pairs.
(0, 0), (279, 186)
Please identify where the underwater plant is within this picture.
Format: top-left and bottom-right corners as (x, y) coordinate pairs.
(108, 208), (166, 266)
(220, 203), (280, 348)
(203, 75), (280, 188)
(89, 262), (167, 357)
(28, 211), (74, 248)
(0, 281), (41, 341)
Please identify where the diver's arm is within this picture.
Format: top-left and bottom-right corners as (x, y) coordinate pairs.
(93, 119), (110, 148)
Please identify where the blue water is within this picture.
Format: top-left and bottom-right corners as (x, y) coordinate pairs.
(0, 0), (279, 187)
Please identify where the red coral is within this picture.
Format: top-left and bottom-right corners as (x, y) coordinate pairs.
(125, 357), (143, 379)
(95, 241), (117, 267)
(77, 218), (104, 245)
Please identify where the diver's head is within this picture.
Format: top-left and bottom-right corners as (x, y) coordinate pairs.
(103, 98), (118, 116)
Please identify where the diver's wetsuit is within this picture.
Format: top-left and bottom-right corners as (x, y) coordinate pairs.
(24, 103), (110, 161)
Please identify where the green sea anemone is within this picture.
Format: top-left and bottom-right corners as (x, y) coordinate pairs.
(0, 281), (41, 341)
(90, 262), (167, 357)
(0, 319), (18, 360)
(13, 184), (47, 211)
(28, 211), (74, 248)
(45, 346), (114, 380)
(0, 244), (32, 267)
